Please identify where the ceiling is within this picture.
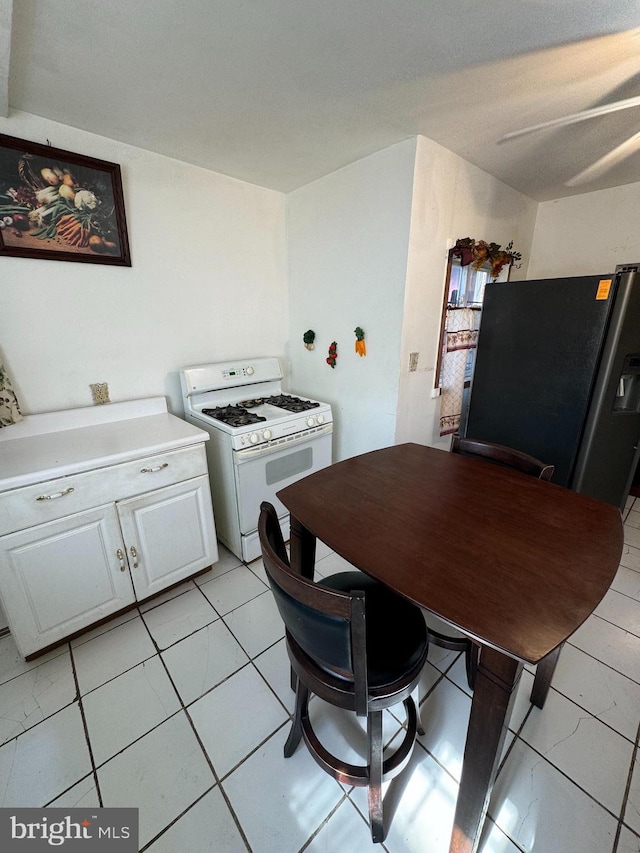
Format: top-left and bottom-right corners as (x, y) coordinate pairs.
(4, 0), (640, 201)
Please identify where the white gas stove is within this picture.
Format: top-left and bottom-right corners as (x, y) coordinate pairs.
(181, 358), (333, 562)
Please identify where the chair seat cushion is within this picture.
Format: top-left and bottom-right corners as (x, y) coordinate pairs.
(320, 571), (427, 688)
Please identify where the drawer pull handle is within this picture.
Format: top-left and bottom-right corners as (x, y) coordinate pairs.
(116, 549), (126, 572)
(36, 487), (75, 501)
(140, 463), (169, 473)
(130, 545), (139, 568)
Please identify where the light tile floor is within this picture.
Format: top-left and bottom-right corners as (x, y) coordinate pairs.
(2, 498), (640, 851)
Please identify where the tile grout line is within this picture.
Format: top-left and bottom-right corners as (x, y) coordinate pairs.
(72, 635), (157, 699)
(136, 602), (254, 853)
(45, 641), (104, 808)
(250, 650), (295, 719)
(61, 606), (231, 847)
(297, 793), (369, 852)
(502, 734), (627, 825)
(612, 717), (640, 853)
(529, 675), (639, 746)
(587, 610), (640, 644)
(567, 628), (640, 688)
(0, 642), (69, 690)
(137, 784), (218, 852)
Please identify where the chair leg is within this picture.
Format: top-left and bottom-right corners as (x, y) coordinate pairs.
(414, 687), (425, 736)
(284, 678), (308, 758)
(290, 664), (297, 692)
(368, 709), (385, 843)
(416, 704), (425, 737)
(530, 643), (563, 709)
(465, 642), (479, 691)
(428, 627), (478, 691)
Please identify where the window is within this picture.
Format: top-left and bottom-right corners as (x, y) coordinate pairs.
(446, 262), (489, 309)
(435, 239), (518, 437)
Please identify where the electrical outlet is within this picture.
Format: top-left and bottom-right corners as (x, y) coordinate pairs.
(90, 383), (110, 405)
(409, 352), (419, 372)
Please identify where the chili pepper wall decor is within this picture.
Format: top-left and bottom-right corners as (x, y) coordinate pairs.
(303, 329), (316, 350)
(354, 327), (366, 356)
(326, 341), (338, 368)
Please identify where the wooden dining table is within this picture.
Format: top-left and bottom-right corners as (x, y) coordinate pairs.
(276, 442), (623, 853)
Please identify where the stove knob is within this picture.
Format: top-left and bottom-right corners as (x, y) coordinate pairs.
(249, 432), (259, 444)
(246, 366), (254, 376)
(263, 429), (272, 440)
(306, 416), (316, 428)
(317, 414), (324, 424)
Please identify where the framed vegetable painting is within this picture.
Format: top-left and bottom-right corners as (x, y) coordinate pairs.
(0, 134), (131, 266)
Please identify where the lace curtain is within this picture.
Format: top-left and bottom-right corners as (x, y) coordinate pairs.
(0, 356), (23, 427)
(439, 307), (480, 436)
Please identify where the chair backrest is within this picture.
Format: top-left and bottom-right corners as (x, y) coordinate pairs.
(258, 502), (365, 691)
(261, 499), (290, 567)
(451, 435), (555, 481)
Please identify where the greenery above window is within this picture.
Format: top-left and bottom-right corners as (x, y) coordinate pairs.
(452, 237), (522, 281)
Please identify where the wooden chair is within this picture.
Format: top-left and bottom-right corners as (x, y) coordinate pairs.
(427, 436), (555, 691)
(451, 435), (555, 481)
(258, 501), (429, 843)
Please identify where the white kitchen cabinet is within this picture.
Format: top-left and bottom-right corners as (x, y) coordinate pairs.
(0, 397), (218, 658)
(0, 504), (136, 655)
(0, 603), (8, 633)
(117, 475), (216, 600)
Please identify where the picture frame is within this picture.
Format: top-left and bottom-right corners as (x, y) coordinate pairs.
(0, 133), (131, 266)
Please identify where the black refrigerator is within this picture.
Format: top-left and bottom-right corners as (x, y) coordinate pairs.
(463, 264), (640, 509)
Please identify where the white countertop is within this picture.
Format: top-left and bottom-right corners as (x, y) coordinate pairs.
(0, 398), (209, 492)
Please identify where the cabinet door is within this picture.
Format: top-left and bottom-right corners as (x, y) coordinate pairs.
(0, 504), (136, 657)
(117, 475), (218, 601)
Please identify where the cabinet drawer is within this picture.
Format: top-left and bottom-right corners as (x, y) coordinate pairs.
(0, 444), (208, 536)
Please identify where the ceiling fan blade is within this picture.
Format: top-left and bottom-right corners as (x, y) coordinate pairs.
(565, 131), (640, 186)
(499, 95), (640, 142)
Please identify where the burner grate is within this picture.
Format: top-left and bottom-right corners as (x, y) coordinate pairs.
(237, 399), (264, 409)
(202, 405), (267, 427)
(265, 394), (320, 413)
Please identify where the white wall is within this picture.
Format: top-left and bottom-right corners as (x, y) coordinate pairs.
(286, 140), (417, 461)
(0, 110), (555, 465)
(286, 135), (538, 461)
(0, 112), (288, 416)
(528, 181), (640, 279)
(396, 136), (538, 449)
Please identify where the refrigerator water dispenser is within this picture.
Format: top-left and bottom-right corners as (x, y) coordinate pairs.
(613, 354), (640, 413)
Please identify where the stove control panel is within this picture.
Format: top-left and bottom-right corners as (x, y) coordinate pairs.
(222, 366), (254, 380)
(182, 359), (283, 396)
(235, 418), (331, 450)
(306, 414), (325, 427)
(234, 422), (333, 453)
(242, 428), (274, 446)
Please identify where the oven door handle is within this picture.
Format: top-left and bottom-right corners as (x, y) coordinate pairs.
(233, 423), (333, 461)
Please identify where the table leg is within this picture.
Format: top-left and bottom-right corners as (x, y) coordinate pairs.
(289, 514), (317, 580)
(450, 647), (523, 853)
(530, 643), (562, 709)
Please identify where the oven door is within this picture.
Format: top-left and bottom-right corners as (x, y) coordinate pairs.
(233, 427), (332, 535)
